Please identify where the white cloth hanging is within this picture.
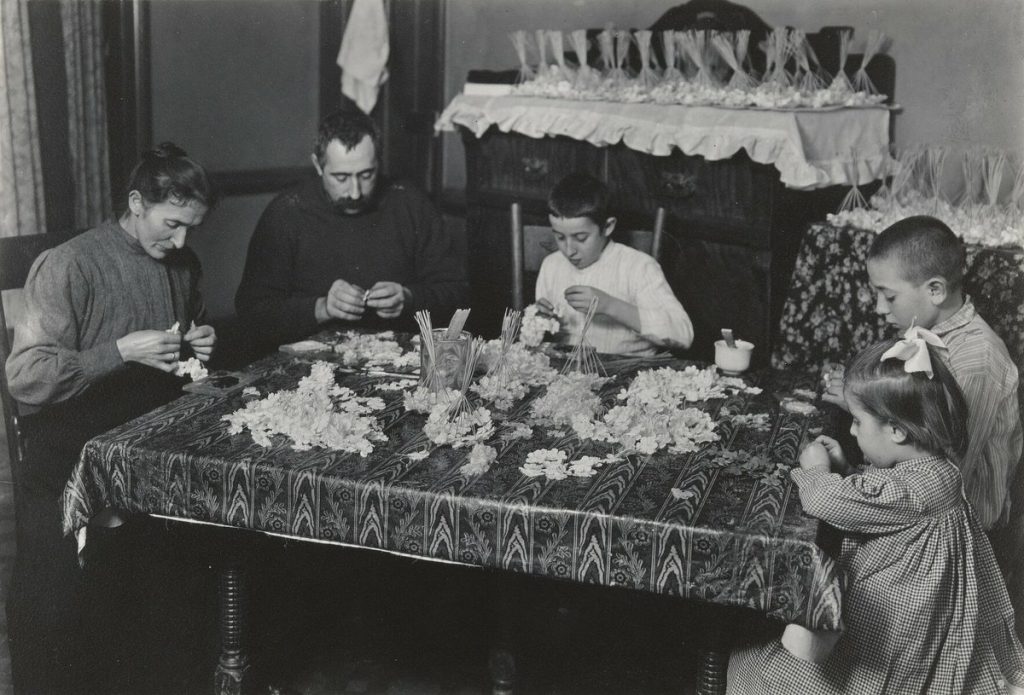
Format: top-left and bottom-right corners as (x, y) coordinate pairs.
(336, 0), (389, 114)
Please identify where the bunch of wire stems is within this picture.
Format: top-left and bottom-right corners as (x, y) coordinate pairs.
(415, 310), (447, 394)
(486, 309), (523, 385)
(446, 338), (484, 421)
(560, 298), (606, 376)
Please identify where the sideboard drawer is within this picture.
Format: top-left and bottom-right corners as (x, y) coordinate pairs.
(463, 131), (603, 201)
(608, 148), (777, 247)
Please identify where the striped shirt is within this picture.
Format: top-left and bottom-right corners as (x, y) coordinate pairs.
(932, 297), (1023, 530)
(535, 241), (693, 356)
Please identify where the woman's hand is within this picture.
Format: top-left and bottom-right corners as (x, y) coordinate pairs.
(820, 365), (849, 411)
(116, 330), (182, 372)
(184, 322), (217, 362)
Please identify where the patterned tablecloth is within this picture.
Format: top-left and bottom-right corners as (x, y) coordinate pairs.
(63, 348), (842, 631)
(773, 222), (1024, 371)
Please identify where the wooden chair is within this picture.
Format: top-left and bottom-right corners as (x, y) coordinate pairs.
(0, 230), (83, 472)
(509, 203), (665, 310)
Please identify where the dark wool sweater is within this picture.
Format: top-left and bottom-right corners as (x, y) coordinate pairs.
(235, 177), (467, 346)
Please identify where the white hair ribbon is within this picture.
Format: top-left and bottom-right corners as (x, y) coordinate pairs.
(880, 326), (946, 378)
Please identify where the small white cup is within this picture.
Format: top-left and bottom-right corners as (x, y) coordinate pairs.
(714, 339), (754, 375)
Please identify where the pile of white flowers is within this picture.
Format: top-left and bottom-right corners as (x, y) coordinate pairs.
(403, 386), (459, 414)
(528, 372), (607, 428)
(570, 366), (762, 456)
(519, 304), (561, 347)
(333, 330), (420, 369)
(223, 361), (386, 454)
(175, 357), (208, 380)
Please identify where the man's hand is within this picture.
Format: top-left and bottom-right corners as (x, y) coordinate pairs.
(184, 322), (217, 362)
(116, 330), (182, 373)
(318, 279), (367, 322)
(366, 281), (410, 319)
(564, 285), (612, 315)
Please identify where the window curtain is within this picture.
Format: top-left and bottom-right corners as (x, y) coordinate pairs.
(61, 0), (110, 228)
(0, 0), (46, 238)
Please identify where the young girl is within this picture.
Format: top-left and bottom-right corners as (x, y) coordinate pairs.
(534, 172), (693, 356)
(729, 333), (1024, 694)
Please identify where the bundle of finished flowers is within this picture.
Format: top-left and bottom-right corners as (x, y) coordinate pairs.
(223, 361), (386, 454)
(474, 341), (558, 410)
(519, 304), (561, 347)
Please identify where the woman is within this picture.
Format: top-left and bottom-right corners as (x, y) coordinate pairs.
(5, 142), (216, 693)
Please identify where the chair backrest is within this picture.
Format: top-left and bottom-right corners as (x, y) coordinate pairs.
(0, 230), (83, 469)
(509, 203), (665, 310)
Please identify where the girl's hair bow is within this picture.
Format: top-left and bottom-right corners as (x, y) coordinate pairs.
(880, 325), (946, 378)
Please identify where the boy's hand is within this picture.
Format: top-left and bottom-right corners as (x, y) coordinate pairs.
(821, 366), (849, 411)
(564, 285), (611, 315)
(799, 441), (832, 472)
(534, 298), (557, 319)
(184, 322), (217, 362)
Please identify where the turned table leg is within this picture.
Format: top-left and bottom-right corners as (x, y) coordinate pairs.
(214, 557), (250, 695)
(695, 646), (729, 695)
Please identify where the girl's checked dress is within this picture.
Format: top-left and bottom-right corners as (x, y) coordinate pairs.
(728, 456), (1024, 694)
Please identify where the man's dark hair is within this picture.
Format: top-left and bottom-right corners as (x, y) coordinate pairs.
(547, 172), (611, 226)
(314, 106), (381, 166)
(867, 215), (966, 290)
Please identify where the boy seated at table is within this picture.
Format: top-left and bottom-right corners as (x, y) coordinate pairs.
(823, 215), (1022, 533)
(534, 172), (693, 356)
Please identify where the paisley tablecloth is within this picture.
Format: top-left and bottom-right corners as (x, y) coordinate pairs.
(63, 350), (842, 631)
(436, 94), (892, 191)
(773, 223), (1024, 371)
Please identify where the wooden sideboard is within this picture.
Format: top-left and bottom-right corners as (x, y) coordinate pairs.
(458, 126), (855, 363)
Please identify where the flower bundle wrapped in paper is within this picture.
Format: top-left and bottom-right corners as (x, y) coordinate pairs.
(510, 30), (535, 83)
(828, 145), (1024, 249)
(852, 30), (887, 95)
(509, 26), (890, 109)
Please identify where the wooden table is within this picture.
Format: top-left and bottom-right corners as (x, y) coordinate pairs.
(63, 341), (843, 694)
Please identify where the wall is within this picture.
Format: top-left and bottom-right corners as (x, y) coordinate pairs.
(149, 0), (322, 319)
(441, 0), (1024, 197)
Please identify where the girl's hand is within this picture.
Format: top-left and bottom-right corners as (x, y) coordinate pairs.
(814, 435), (848, 471)
(799, 441), (832, 472)
(184, 322), (217, 362)
(564, 285), (611, 315)
(117, 330), (182, 373)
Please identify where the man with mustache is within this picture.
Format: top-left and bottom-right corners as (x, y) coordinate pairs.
(235, 106), (467, 351)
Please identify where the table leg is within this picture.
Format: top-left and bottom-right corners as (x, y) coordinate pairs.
(695, 647), (729, 695)
(488, 646), (516, 695)
(486, 573), (518, 695)
(214, 558), (250, 695)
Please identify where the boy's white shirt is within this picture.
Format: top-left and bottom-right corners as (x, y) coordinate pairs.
(535, 241), (693, 356)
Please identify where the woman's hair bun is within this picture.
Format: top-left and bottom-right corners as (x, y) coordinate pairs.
(146, 142), (189, 160)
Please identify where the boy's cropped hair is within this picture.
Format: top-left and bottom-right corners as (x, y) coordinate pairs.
(547, 172), (610, 224)
(868, 215), (966, 289)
